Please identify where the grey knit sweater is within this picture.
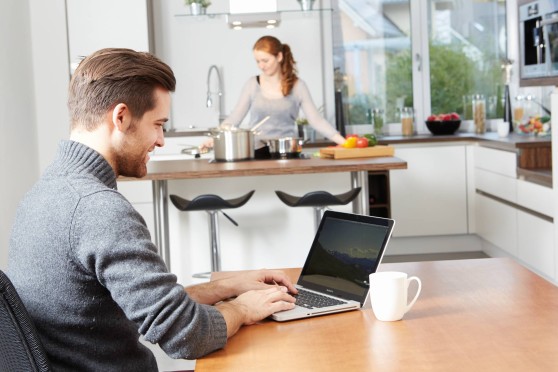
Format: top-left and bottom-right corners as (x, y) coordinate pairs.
(8, 140), (227, 371)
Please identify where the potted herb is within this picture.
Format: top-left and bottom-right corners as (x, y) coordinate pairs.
(186, 0), (211, 15)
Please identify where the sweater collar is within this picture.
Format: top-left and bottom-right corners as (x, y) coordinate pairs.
(55, 140), (117, 189)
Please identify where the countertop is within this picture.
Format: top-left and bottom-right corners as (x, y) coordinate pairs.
(164, 129), (550, 149)
(303, 131), (551, 150)
(163, 130), (552, 187)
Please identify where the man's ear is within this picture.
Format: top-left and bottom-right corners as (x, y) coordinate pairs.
(112, 103), (132, 132)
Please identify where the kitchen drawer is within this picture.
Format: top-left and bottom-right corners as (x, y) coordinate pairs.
(475, 193), (518, 256)
(474, 146), (517, 177)
(475, 168), (517, 203)
(517, 210), (555, 279)
(517, 179), (554, 218)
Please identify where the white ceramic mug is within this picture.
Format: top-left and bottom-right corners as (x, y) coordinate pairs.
(369, 271), (422, 321)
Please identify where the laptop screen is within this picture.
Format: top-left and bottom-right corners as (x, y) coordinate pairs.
(297, 211), (394, 304)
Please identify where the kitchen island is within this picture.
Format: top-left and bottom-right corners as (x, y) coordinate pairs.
(120, 155), (407, 274)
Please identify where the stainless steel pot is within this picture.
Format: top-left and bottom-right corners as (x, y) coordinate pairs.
(263, 137), (305, 159)
(209, 127), (255, 161)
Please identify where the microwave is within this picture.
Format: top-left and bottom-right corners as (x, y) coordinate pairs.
(519, 0), (558, 86)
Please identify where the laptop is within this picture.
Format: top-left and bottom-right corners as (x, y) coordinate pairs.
(271, 210), (395, 322)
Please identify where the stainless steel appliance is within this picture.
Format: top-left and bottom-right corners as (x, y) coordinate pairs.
(519, 0), (558, 86)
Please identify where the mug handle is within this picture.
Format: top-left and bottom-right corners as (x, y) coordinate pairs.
(405, 276), (422, 314)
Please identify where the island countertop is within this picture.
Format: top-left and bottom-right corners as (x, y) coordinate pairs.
(121, 155), (408, 181)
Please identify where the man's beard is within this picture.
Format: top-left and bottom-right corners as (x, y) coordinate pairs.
(114, 121), (148, 178)
(115, 150), (148, 178)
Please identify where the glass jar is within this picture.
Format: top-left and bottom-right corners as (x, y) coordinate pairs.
(524, 95), (540, 118)
(371, 109), (384, 136)
(462, 95), (473, 120)
(513, 95), (525, 124)
(400, 107), (414, 136)
(472, 94), (486, 134)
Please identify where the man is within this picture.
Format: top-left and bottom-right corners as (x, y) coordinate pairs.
(8, 48), (297, 371)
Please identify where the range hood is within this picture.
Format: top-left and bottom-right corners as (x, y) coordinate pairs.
(226, 12), (281, 29)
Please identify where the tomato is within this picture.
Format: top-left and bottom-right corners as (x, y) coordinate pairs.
(356, 137), (369, 148)
(346, 134), (359, 139)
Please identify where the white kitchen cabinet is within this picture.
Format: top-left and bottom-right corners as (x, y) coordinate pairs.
(517, 179), (554, 218)
(474, 145), (518, 203)
(66, 0), (151, 70)
(517, 210), (555, 279)
(473, 144), (555, 281)
(390, 144), (468, 237)
(475, 193), (518, 257)
(474, 146), (517, 177)
(475, 168), (517, 203)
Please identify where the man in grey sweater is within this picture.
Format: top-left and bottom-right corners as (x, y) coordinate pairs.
(8, 48), (297, 371)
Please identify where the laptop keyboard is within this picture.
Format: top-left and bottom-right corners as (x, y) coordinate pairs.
(294, 288), (346, 309)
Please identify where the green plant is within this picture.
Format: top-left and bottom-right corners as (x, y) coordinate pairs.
(185, 0), (211, 6)
(385, 44), (481, 120)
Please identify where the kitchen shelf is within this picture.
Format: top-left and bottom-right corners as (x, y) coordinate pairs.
(174, 8), (333, 18)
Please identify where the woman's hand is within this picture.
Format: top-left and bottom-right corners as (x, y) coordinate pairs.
(200, 137), (214, 151)
(332, 133), (347, 146)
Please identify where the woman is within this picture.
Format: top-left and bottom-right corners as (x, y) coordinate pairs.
(203, 35), (346, 158)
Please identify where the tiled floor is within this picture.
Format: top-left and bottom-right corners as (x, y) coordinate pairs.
(382, 251), (489, 263)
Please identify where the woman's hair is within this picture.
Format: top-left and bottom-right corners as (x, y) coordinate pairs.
(253, 35), (298, 96)
(68, 48), (176, 131)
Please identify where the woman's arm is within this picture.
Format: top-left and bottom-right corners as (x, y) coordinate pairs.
(296, 80), (345, 145)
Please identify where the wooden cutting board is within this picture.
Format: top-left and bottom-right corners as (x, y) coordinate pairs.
(319, 145), (395, 159)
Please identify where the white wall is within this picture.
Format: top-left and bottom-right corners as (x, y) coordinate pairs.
(0, 0), (37, 269)
(0, 0), (70, 269)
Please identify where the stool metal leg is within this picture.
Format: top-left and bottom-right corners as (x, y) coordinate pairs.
(313, 206), (326, 232)
(208, 210), (222, 272)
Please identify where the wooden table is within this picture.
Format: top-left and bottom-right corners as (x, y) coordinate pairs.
(197, 258), (558, 371)
(122, 156), (407, 267)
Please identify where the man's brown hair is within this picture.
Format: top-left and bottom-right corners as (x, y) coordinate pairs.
(68, 48), (176, 131)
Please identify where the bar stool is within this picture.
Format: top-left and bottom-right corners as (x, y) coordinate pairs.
(169, 190), (255, 278)
(275, 187), (362, 231)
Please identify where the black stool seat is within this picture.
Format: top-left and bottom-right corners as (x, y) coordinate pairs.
(169, 190), (255, 277)
(275, 188), (361, 208)
(275, 188), (361, 231)
(170, 190), (255, 212)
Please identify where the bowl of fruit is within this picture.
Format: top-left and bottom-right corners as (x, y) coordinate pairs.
(425, 113), (461, 135)
(517, 116), (550, 136)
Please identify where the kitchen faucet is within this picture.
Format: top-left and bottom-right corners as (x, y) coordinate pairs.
(206, 65), (225, 123)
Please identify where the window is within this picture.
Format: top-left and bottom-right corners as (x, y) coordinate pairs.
(332, 0), (507, 134)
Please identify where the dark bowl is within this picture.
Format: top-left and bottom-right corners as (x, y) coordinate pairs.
(425, 120), (461, 135)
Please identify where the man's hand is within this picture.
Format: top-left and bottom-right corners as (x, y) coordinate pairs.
(225, 269), (298, 297)
(217, 286), (296, 337)
(185, 269), (298, 305)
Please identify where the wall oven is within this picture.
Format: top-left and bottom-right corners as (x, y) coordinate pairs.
(519, 0), (558, 86)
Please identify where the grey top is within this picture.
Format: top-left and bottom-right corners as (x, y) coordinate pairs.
(224, 76), (339, 148)
(8, 140), (227, 372)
